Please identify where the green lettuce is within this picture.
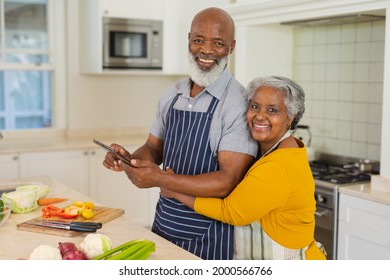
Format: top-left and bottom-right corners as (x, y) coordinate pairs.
(2, 189), (39, 214)
(16, 184), (50, 199)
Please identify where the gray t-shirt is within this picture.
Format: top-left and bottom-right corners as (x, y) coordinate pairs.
(150, 69), (258, 158)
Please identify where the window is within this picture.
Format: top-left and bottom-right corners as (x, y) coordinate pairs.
(0, 0), (64, 130)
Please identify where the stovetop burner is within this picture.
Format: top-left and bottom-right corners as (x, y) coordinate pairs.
(310, 161), (371, 185)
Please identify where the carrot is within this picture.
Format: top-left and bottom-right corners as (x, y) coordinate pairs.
(38, 197), (68, 206)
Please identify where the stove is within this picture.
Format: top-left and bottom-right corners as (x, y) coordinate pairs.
(309, 153), (379, 260)
(310, 161), (372, 185)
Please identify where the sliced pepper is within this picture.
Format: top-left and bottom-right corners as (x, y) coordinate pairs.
(80, 207), (94, 219)
(41, 204), (79, 219)
(52, 211), (79, 219)
(72, 201), (94, 209)
(64, 205), (81, 215)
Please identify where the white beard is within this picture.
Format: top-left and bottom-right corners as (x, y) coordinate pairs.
(188, 52), (229, 88)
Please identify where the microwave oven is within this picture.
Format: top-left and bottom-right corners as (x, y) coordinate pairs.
(102, 17), (163, 69)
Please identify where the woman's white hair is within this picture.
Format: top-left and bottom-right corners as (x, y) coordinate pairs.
(245, 76), (305, 129)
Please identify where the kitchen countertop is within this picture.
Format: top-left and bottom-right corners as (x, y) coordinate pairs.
(338, 182), (390, 206)
(0, 129), (149, 154)
(0, 176), (200, 260)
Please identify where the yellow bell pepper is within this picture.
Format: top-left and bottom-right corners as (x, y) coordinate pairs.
(80, 206), (94, 219)
(72, 201), (94, 209)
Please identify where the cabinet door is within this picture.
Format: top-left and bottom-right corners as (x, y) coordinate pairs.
(0, 154), (19, 180)
(101, 0), (164, 19)
(338, 220), (390, 259)
(19, 150), (89, 195)
(89, 147), (153, 228)
(337, 193), (390, 259)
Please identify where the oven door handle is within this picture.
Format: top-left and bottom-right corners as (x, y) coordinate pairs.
(314, 209), (330, 217)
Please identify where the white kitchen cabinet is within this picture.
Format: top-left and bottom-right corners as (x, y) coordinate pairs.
(0, 153), (19, 180)
(19, 150), (90, 195)
(88, 147), (156, 228)
(337, 193), (390, 259)
(100, 0), (164, 19)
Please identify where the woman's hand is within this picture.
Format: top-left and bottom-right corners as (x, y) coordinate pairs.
(160, 187), (177, 199)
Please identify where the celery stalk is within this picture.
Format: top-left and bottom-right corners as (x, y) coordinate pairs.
(106, 240), (147, 260)
(124, 240), (155, 260)
(92, 239), (141, 260)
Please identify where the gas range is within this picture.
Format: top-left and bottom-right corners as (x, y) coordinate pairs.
(310, 161), (371, 188)
(310, 153), (378, 189)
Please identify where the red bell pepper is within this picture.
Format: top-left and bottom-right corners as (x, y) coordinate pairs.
(41, 204), (79, 219)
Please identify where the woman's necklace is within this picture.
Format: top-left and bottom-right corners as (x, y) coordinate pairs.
(260, 131), (291, 159)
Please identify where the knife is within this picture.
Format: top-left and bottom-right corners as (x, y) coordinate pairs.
(45, 221), (103, 229)
(25, 221), (99, 232)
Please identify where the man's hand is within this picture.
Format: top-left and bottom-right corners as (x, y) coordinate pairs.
(120, 159), (164, 188)
(103, 143), (132, 172)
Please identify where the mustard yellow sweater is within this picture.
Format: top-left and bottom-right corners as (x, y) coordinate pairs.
(195, 141), (325, 259)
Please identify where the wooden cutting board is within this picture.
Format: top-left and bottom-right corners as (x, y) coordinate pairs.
(17, 206), (124, 237)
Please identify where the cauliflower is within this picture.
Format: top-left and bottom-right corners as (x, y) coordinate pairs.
(29, 245), (62, 260)
(79, 233), (112, 259)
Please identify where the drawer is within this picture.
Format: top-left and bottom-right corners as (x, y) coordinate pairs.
(339, 193), (390, 236)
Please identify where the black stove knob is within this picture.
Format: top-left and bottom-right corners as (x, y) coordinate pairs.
(317, 194), (327, 203)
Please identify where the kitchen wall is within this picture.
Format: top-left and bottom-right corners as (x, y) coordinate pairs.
(293, 20), (385, 161)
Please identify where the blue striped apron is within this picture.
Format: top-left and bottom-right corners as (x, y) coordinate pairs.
(151, 94), (234, 260)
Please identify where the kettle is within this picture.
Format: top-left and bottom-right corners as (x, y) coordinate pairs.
(292, 125), (315, 161)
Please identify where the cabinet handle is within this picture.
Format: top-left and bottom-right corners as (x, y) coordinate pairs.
(91, 151), (95, 155)
(13, 156), (18, 161)
(84, 151), (89, 156)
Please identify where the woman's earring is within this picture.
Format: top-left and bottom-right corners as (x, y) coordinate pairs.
(286, 123), (291, 130)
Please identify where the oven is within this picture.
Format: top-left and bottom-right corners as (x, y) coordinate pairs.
(310, 153), (378, 260)
(314, 185), (336, 259)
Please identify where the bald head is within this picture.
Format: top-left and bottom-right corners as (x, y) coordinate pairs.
(190, 7), (235, 41)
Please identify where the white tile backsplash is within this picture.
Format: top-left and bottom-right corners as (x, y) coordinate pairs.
(369, 83), (383, 103)
(355, 42), (371, 62)
(352, 123), (368, 142)
(371, 42), (385, 62)
(293, 20), (384, 160)
(341, 24), (356, 43)
(372, 21), (385, 41)
(327, 26), (342, 44)
(370, 62), (384, 82)
(325, 82), (339, 100)
(339, 63), (355, 82)
(337, 121), (353, 140)
(339, 83), (354, 101)
(356, 22), (372, 42)
(352, 103), (369, 122)
(326, 45), (340, 63)
(326, 63), (340, 82)
(353, 83), (369, 103)
(314, 45), (327, 63)
(368, 104), (383, 124)
(340, 43), (355, 62)
(324, 100), (339, 119)
(337, 101), (353, 121)
(354, 62), (370, 81)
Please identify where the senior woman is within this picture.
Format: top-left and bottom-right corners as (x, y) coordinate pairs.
(161, 76), (326, 260)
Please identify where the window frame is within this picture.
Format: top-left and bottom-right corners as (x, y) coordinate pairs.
(0, 0), (66, 133)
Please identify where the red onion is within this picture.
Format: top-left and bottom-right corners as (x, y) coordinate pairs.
(58, 242), (78, 256)
(58, 242), (88, 260)
(62, 249), (88, 260)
